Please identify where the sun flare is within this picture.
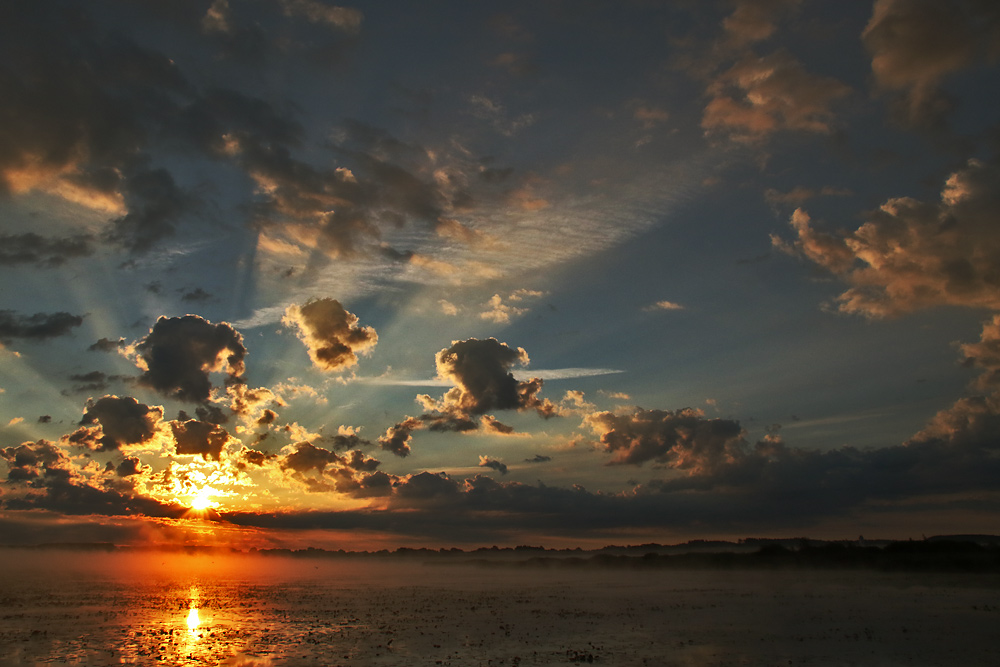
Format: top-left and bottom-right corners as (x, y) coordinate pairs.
(189, 488), (214, 512)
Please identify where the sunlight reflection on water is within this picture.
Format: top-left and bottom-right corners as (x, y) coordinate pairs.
(0, 550), (998, 666)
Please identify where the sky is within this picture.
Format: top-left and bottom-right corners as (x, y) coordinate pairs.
(2, 0), (1000, 550)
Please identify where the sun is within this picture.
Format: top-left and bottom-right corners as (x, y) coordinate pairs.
(189, 487), (214, 511)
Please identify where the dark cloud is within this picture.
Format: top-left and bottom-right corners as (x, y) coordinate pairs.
(378, 417), (422, 457)
(170, 419), (230, 461)
(279, 441), (341, 474)
(586, 407), (745, 469)
(37, 415), (52, 424)
(417, 338), (557, 430)
(524, 454), (551, 463)
(1, 440), (69, 483)
(0, 311), (84, 343)
(115, 456), (144, 477)
(478, 455), (508, 475)
(89, 337), (126, 352)
(66, 371), (111, 394)
(282, 298), (377, 372)
(77, 395), (164, 452)
(862, 0), (1000, 129)
(181, 287), (213, 302)
(480, 415), (516, 435)
(104, 166), (193, 253)
(133, 315), (247, 403)
(1, 439), (183, 518)
(0, 233), (93, 267)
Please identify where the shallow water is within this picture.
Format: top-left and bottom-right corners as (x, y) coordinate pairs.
(0, 551), (997, 666)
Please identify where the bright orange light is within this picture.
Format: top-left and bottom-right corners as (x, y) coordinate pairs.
(190, 487), (214, 511)
(191, 487), (213, 512)
(186, 607), (200, 631)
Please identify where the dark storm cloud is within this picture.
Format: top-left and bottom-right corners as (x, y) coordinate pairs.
(282, 298), (377, 372)
(77, 395), (164, 452)
(170, 419), (230, 461)
(133, 315), (247, 403)
(0, 311), (84, 343)
(417, 338), (557, 430)
(0, 233), (94, 267)
(377, 417), (423, 457)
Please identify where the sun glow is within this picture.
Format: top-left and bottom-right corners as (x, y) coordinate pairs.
(190, 487), (214, 511)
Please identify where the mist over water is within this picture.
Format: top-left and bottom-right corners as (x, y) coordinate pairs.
(0, 549), (997, 666)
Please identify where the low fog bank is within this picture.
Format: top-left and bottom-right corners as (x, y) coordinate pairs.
(3, 535), (1000, 574)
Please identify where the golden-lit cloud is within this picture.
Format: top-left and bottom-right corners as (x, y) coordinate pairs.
(282, 298), (377, 372)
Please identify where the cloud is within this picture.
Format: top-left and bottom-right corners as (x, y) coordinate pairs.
(524, 454), (551, 463)
(89, 337), (126, 352)
(0, 311), (84, 343)
(722, 0), (802, 48)
(773, 159), (1000, 317)
(0, 233), (94, 267)
(586, 407), (745, 469)
(76, 396), (164, 452)
(170, 419), (232, 461)
(960, 315), (1000, 391)
(862, 0), (1000, 128)
(278, 0), (363, 32)
(282, 298), (377, 372)
(702, 51), (850, 142)
(378, 416), (423, 457)
(479, 294), (526, 324)
(132, 315), (247, 403)
(417, 338), (558, 430)
(478, 455), (508, 475)
(644, 300), (685, 311)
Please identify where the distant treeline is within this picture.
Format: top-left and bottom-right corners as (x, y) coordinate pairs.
(5, 536), (1000, 571)
(462, 539), (1000, 573)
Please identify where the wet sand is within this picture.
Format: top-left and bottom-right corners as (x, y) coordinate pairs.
(0, 551), (997, 666)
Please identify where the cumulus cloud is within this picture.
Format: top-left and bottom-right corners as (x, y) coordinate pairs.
(0, 311), (84, 343)
(378, 416), (423, 457)
(132, 315), (247, 403)
(417, 338), (558, 430)
(585, 407), (746, 470)
(702, 51), (850, 142)
(773, 159), (1000, 317)
(282, 298), (377, 372)
(862, 0), (1000, 128)
(170, 419), (232, 461)
(76, 396), (164, 452)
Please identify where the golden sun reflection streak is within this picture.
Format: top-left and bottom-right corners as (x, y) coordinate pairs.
(186, 607), (200, 632)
